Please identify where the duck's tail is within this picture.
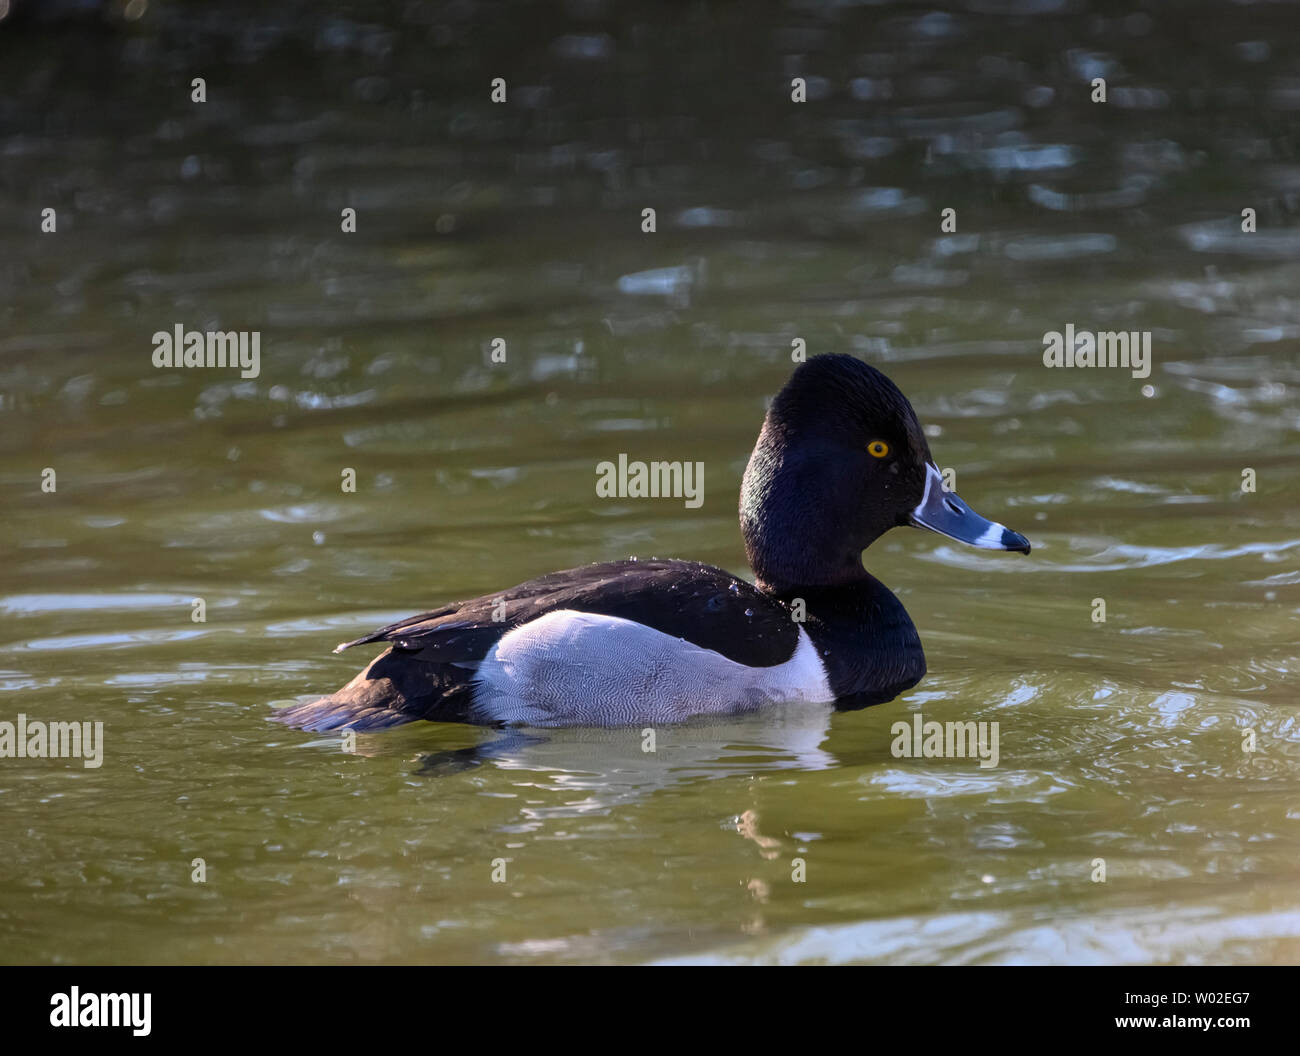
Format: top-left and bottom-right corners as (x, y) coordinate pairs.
(273, 648), (477, 731)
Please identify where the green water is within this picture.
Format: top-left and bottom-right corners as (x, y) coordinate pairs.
(1, 1), (1298, 964)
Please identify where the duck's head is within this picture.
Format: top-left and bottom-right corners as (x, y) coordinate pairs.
(740, 354), (1030, 592)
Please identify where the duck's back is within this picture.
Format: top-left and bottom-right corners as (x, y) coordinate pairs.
(274, 559), (829, 730)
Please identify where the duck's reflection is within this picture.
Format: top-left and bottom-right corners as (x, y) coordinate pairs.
(413, 704), (838, 812)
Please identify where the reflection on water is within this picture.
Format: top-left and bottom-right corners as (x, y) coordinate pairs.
(1, 0), (1299, 964)
(657, 898), (1300, 966)
(410, 708), (839, 815)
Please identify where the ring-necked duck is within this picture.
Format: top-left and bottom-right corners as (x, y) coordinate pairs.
(275, 354), (1029, 731)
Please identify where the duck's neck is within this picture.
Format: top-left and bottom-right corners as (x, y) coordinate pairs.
(739, 429), (887, 590)
(765, 576), (926, 710)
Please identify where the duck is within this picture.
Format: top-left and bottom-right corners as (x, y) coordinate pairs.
(275, 354), (1029, 732)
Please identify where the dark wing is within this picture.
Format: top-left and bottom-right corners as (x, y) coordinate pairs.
(336, 559), (800, 668)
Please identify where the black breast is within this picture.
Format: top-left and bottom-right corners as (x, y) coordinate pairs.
(775, 576), (926, 709)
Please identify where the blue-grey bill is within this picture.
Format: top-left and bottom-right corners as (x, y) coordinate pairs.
(909, 463), (1031, 554)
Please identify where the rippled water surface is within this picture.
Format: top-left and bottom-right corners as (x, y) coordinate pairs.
(1, 0), (1298, 964)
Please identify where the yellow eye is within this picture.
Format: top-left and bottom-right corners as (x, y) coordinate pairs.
(868, 440), (890, 458)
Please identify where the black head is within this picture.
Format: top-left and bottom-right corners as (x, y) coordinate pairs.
(739, 354), (1029, 592)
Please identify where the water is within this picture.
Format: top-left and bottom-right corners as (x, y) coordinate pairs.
(1, 0), (1298, 964)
